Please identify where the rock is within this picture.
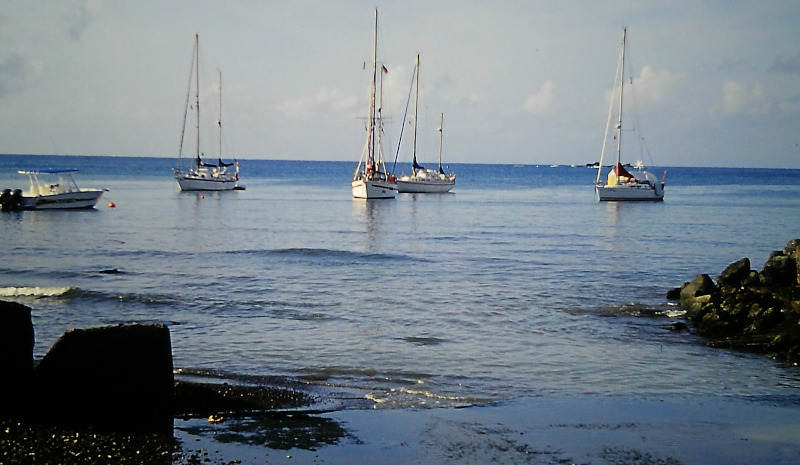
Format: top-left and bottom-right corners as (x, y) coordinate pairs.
(679, 274), (717, 302)
(32, 323), (173, 434)
(0, 300), (34, 416)
(673, 239), (800, 361)
(98, 268), (122, 274)
(667, 322), (688, 332)
(665, 287), (682, 300)
(717, 257), (750, 286)
(761, 252), (796, 286)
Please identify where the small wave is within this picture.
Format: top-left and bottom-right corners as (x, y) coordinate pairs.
(0, 285), (179, 306)
(571, 302), (683, 319)
(0, 286), (76, 298)
(402, 336), (446, 346)
(229, 247), (417, 263)
(366, 385), (488, 409)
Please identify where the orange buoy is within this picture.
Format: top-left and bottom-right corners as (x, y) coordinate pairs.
(107, 202), (116, 208)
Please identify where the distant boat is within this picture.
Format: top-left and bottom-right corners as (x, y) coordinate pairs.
(595, 28), (665, 201)
(395, 55), (456, 194)
(173, 34), (241, 192)
(17, 169), (105, 210)
(351, 9), (397, 199)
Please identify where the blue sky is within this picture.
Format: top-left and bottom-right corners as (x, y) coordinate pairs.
(1, 1), (799, 167)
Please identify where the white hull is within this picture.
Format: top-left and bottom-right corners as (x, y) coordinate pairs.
(351, 179), (397, 199)
(396, 176), (454, 193)
(173, 169), (237, 191)
(596, 182), (663, 201)
(22, 189), (104, 210)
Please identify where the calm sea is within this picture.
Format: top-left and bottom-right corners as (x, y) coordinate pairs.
(2, 154), (800, 408)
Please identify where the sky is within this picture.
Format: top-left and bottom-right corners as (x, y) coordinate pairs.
(1, 1), (799, 168)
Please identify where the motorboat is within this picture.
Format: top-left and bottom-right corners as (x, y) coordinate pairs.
(17, 169), (105, 210)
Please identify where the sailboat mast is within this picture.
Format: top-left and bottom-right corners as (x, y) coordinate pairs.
(368, 8), (378, 170)
(218, 71), (222, 161)
(438, 112), (444, 172)
(615, 27), (626, 169)
(194, 33), (201, 165)
(412, 54), (420, 176)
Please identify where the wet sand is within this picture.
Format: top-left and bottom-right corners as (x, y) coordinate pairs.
(3, 377), (798, 464)
(172, 395), (800, 464)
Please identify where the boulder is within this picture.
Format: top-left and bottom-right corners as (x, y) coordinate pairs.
(0, 300), (34, 415)
(32, 323), (173, 434)
(760, 251), (796, 286)
(717, 257), (750, 287)
(679, 274), (717, 301)
(674, 239), (800, 362)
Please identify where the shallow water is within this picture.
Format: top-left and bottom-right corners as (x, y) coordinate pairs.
(2, 155), (800, 408)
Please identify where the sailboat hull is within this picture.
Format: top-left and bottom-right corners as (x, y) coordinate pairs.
(595, 183), (663, 201)
(396, 175), (455, 193)
(173, 169), (237, 191)
(351, 179), (397, 199)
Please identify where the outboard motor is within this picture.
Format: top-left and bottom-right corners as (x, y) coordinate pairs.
(0, 189), (10, 211)
(9, 189), (24, 211)
(0, 189), (11, 212)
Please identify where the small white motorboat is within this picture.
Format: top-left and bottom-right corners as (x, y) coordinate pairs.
(18, 169), (106, 210)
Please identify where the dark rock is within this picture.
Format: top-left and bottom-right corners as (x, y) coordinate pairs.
(665, 287), (682, 300)
(674, 239), (800, 361)
(717, 257), (750, 286)
(0, 301), (34, 416)
(761, 251), (796, 286)
(667, 322), (688, 332)
(32, 323), (173, 434)
(98, 268), (122, 274)
(173, 381), (313, 416)
(680, 274), (717, 300)
(783, 238), (800, 257)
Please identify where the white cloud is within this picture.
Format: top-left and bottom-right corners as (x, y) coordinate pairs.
(631, 66), (680, 106)
(710, 80), (769, 116)
(522, 81), (554, 115)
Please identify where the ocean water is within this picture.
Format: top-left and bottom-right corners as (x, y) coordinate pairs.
(2, 155), (800, 409)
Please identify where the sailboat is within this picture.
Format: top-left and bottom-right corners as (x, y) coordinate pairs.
(173, 34), (241, 192)
(395, 54), (456, 194)
(351, 9), (397, 199)
(595, 28), (665, 201)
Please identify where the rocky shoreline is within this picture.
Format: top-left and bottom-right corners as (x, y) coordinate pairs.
(0, 303), (316, 464)
(668, 238), (800, 363)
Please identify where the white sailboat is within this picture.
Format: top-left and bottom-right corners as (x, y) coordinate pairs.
(173, 34), (241, 192)
(595, 28), (665, 202)
(351, 9), (397, 199)
(395, 54), (456, 194)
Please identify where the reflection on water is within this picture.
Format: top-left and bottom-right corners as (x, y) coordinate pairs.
(350, 199), (396, 251)
(177, 412), (351, 450)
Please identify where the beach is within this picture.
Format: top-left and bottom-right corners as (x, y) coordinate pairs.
(5, 391), (799, 464)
